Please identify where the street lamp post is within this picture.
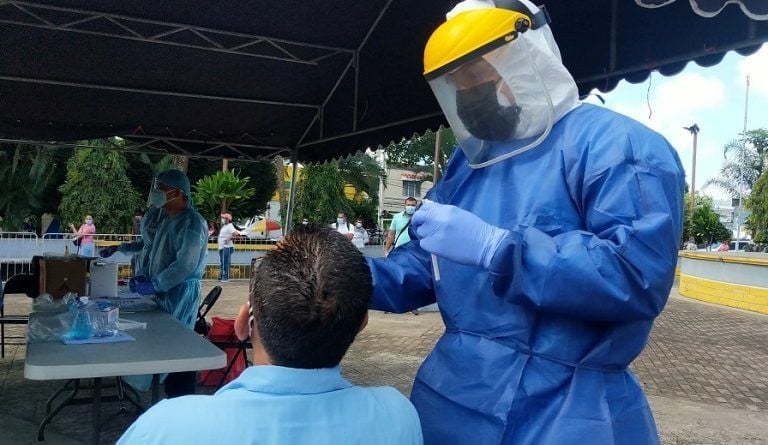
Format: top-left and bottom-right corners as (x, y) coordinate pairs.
(683, 124), (700, 214)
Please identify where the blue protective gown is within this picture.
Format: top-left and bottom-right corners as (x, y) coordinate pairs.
(119, 206), (164, 277)
(146, 207), (208, 329)
(368, 104), (685, 444)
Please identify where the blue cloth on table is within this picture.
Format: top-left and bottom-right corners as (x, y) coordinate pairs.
(62, 332), (134, 345)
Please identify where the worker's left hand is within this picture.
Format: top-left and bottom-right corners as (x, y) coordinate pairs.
(135, 280), (157, 296)
(411, 200), (509, 268)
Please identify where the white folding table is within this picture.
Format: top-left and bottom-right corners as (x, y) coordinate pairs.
(25, 310), (226, 445)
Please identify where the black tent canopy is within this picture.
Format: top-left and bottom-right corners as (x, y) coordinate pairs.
(1, 0), (766, 163)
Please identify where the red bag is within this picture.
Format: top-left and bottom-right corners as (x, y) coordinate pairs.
(199, 317), (248, 387)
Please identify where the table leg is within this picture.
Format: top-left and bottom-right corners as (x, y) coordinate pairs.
(151, 374), (160, 404)
(90, 377), (102, 445)
(38, 379), (80, 441)
(45, 379), (76, 415)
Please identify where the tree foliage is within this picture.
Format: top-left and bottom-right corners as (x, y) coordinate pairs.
(294, 163), (350, 225)
(193, 169), (256, 223)
(747, 170), (768, 243)
(689, 195), (731, 247)
(338, 152), (386, 204)
(59, 145), (142, 233)
(0, 145), (55, 231)
(385, 128), (457, 179)
(705, 129), (768, 197)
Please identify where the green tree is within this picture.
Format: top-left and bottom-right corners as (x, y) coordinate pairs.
(294, 163), (350, 225)
(385, 128), (457, 179)
(746, 170), (768, 243)
(689, 196), (731, 247)
(0, 144), (54, 231)
(706, 129), (768, 197)
(193, 170), (256, 223)
(338, 152), (387, 206)
(59, 145), (142, 233)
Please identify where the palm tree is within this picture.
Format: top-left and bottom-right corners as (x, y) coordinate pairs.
(0, 144), (53, 231)
(705, 129), (768, 196)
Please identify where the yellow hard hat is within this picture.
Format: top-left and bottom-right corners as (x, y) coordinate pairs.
(423, 8), (534, 79)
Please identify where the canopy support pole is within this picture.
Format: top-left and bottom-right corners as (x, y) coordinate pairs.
(284, 147), (300, 234)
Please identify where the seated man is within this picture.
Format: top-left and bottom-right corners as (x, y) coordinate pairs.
(118, 227), (422, 445)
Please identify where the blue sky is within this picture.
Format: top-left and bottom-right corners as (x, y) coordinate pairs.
(583, 45), (768, 200)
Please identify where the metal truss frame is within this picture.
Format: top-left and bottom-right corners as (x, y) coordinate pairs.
(0, 1), (355, 65)
(0, 135), (290, 162)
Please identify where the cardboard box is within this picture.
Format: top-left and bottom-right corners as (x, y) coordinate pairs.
(38, 256), (88, 298)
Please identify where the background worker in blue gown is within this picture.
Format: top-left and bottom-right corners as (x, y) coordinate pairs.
(131, 169), (209, 397)
(366, 1), (685, 444)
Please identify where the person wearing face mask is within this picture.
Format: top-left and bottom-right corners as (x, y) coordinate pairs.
(301, 217), (309, 226)
(384, 197), (418, 256)
(218, 213), (241, 282)
(128, 169), (208, 398)
(352, 219), (369, 250)
(69, 215), (96, 257)
(331, 212), (355, 241)
(366, 1), (685, 444)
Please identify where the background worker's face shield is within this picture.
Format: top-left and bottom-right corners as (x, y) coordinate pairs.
(427, 38), (554, 168)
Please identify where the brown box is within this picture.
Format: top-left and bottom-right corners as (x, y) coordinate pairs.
(38, 256), (88, 298)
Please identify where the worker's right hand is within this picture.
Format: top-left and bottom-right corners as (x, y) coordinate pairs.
(129, 275), (147, 293)
(99, 245), (119, 258)
(411, 200), (509, 269)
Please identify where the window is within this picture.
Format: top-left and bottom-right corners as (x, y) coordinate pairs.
(402, 181), (420, 197)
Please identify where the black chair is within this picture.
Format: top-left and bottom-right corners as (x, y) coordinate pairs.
(0, 273), (38, 357)
(194, 286), (222, 335)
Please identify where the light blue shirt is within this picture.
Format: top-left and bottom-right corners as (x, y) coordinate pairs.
(389, 211), (412, 248)
(117, 365), (423, 445)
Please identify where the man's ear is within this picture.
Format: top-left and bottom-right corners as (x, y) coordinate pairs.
(358, 311), (369, 333)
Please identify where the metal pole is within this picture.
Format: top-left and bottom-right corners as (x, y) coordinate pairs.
(683, 124), (700, 214)
(284, 147), (300, 234)
(736, 75), (750, 251)
(433, 128), (442, 183)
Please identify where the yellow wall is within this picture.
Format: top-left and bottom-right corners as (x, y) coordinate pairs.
(679, 274), (768, 314)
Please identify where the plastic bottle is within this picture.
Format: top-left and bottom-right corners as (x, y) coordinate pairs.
(64, 245), (70, 257)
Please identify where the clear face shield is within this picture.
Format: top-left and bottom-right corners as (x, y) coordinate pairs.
(427, 37), (554, 168)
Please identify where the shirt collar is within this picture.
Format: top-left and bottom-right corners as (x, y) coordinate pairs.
(216, 365), (352, 395)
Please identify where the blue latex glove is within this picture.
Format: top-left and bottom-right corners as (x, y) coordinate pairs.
(135, 280), (157, 296)
(411, 200), (509, 269)
(99, 245), (119, 258)
(129, 275), (147, 293)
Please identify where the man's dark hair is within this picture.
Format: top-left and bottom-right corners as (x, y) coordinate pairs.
(250, 227), (372, 369)
(405, 197), (417, 204)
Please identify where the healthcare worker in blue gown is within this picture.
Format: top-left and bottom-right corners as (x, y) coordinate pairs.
(130, 169), (208, 397)
(113, 205), (164, 278)
(367, 1), (685, 444)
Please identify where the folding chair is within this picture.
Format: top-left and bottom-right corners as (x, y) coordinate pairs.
(0, 273), (38, 357)
(200, 317), (251, 389)
(194, 286), (222, 335)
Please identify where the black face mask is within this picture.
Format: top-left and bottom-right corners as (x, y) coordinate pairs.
(456, 81), (521, 141)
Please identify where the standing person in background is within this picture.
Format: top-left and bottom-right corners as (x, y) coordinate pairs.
(331, 211), (354, 241)
(69, 215), (96, 257)
(685, 237), (697, 251)
(384, 197), (417, 256)
(352, 218), (369, 250)
(218, 213), (241, 283)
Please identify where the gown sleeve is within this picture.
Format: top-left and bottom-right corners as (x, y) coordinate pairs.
(488, 126), (685, 322)
(367, 241), (437, 313)
(151, 213), (207, 293)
